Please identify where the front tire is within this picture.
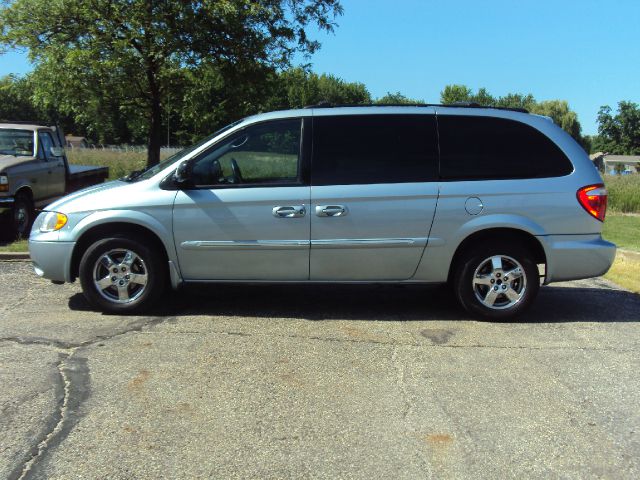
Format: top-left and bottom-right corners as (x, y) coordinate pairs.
(453, 243), (539, 320)
(12, 192), (34, 239)
(79, 236), (166, 313)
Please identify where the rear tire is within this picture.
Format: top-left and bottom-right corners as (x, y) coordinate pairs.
(79, 235), (166, 314)
(453, 242), (539, 320)
(12, 192), (34, 240)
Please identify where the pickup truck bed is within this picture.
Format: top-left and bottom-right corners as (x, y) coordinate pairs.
(66, 164), (109, 193)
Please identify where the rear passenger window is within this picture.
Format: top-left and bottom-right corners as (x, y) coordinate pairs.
(438, 116), (573, 180)
(312, 115), (438, 185)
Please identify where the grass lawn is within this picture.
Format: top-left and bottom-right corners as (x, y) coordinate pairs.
(602, 214), (640, 251)
(0, 239), (28, 252)
(605, 250), (640, 294)
(601, 213), (639, 292)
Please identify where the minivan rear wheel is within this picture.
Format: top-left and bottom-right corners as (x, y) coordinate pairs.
(79, 236), (166, 313)
(453, 243), (539, 320)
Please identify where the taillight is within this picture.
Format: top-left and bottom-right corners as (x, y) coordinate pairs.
(577, 184), (608, 222)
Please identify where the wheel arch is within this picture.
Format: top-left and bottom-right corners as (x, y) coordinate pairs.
(14, 185), (34, 201)
(70, 222), (170, 281)
(447, 227), (547, 284)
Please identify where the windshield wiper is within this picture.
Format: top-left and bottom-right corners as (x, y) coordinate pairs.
(123, 169), (145, 181)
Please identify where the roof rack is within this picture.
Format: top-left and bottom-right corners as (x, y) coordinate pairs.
(303, 102), (528, 114)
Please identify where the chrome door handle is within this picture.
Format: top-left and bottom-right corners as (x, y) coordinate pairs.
(273, 205), (306, 218)
(315, 205), (347, 217)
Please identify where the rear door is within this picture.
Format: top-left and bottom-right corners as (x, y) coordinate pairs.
(173, 117), (311, 280)
(310, 112), (440, 280)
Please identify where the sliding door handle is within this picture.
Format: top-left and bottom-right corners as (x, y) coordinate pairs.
(273, 205), (306, 218)
(315, 205), (347, 217)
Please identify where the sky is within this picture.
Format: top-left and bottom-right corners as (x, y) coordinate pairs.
(1, 0), (639, 135)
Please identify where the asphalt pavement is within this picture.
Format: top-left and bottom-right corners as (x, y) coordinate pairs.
(1, 260), (639, 479)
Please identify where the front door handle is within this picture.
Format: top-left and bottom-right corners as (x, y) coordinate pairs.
(273, 205), (306, 218)
(315, 205), (348, 217)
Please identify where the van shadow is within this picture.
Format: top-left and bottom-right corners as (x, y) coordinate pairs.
(69, 283), (640, 323)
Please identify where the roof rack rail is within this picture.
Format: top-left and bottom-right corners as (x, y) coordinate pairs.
(302, 102), (529, 113)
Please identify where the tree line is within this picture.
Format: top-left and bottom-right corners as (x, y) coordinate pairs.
(1, 1), (637, 166)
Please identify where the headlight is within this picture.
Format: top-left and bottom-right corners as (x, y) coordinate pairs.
(40, 211), (68, 232)
(0, 174), (8, 192)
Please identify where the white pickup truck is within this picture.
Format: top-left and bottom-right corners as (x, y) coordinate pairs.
(0, 122), (109, 238)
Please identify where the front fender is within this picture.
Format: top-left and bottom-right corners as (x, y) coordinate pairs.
(69, 209), (178, 265)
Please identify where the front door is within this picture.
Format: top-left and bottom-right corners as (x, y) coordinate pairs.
(38, 131), (66, 198)
(173, 118), (310, 280)
(309, 113), (440, 281)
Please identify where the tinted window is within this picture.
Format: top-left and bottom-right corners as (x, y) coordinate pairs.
(312, 115), (438, 185)
(191, 119), (301, 186)
(438, 115), (573, 180)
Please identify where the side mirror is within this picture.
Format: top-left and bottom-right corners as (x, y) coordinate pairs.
(50, 146), (65, 157)
(173, 161), (192, 187)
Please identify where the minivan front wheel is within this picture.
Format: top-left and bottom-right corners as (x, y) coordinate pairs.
(453, 244), (539, 320)
(79, 236), (166, 313)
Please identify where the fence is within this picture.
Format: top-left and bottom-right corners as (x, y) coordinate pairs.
(66, 144), (181, 156)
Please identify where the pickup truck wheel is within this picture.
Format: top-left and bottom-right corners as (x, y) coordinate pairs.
(79, 236), (166, 313)
(453, 243), (539, 320)
(13, 193), (34, 239)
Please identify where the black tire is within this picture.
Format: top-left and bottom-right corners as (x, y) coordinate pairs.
(453, 242), (539, 320)
(12, 192), (34, 240)
(79, 235), (166, 314)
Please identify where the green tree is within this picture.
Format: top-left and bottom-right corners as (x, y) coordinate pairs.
(596, 101), (640, 155)
(439, 85), (585, 145)
(375, 91), (423, 104)
(1, 0), (343, 166)
(0, 73), (80, 136)
(530, 100), (581, 141)
(0, 74), (38, 121)
(270, 68), (370, 108)
(440, 84), (473, 104)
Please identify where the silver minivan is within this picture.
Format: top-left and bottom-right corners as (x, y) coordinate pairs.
(29, 105), (615, 319)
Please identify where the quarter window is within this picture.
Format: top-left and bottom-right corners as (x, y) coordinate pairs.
(191, 119), (302, 186)
(312, 115), (439, 185)
(438, 115), (573, 180)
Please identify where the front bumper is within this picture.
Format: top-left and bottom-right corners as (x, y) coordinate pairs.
(0, 196), (15, 212)
(29, 240), (76, 283)
(539, 234), (616, 284)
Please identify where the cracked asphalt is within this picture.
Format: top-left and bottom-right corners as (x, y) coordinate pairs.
(1, 260), (639, 479)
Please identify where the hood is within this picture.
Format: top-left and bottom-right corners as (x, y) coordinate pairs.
(0, 154), (37, 172)
(45, 180), (129, 212)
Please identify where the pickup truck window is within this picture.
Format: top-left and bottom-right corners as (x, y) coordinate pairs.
(0, 129), (34, 157)
(38, 132), (56, 161)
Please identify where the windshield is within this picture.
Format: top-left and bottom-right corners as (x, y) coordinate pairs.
(0, 129), (35, 157)
(127, 119), (244, 182)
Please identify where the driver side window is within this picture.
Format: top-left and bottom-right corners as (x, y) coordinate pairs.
(191, 119), (301, 187)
